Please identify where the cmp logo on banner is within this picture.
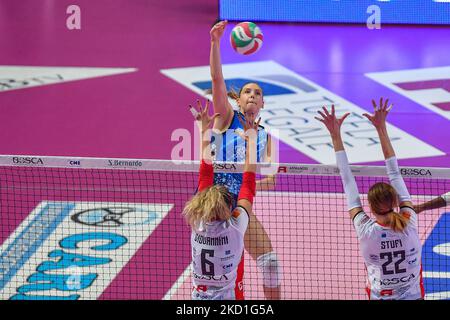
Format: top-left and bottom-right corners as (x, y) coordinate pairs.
(0, 201), (173, 300)
(161, 61), (443, 164)
(366, 66), (450, 120)
(0, 66), (137, 93)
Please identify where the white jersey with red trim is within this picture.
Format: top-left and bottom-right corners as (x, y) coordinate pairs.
(353, 207), (424, 300)
(191, 206), (249, 300)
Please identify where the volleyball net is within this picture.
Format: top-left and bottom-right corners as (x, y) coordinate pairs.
(0, 155), (449, 300)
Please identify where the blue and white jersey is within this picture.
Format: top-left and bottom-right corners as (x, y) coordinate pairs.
(211, 111), (268, 196)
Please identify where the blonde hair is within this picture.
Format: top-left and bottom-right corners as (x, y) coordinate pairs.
(368, 182), (410, 232)
(183, 185), (234, 229)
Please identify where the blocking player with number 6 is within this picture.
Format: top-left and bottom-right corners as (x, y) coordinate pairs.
(183, 100), (259, 300)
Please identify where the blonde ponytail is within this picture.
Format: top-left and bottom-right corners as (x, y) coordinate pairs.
(389, 211), (410, 232)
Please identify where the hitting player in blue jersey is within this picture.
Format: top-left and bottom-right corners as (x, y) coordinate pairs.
(208, 20), (281, 300)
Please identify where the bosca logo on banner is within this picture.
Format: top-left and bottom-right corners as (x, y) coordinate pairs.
(12, 157), (44, 165)
(400, 168), (432, 177)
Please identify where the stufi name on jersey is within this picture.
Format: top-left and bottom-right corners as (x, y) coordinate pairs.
(381, 239), (403, 250)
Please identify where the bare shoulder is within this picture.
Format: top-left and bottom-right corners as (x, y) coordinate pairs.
(213, 104), (234, 132)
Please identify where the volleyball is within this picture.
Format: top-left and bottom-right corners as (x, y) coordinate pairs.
(230, 22), (263, 55)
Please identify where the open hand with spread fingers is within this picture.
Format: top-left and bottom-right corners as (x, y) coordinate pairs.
(315, 105), (350, 138)
(236, 113), (261, 141)
(189, 99), (220, 133)
(363, 97), (392, 130)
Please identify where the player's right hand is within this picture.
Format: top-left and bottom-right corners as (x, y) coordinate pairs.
(315, 105), (350, 138)
(362, 97), (392, 130)
(210, 20), (228, 42)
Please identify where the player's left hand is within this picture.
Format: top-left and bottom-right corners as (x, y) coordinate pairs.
(363, 97), (392, 130)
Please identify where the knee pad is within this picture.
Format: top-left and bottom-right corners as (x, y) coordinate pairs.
(256, 251), (282, 288)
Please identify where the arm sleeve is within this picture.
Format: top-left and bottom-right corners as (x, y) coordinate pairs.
(238, 172), (256, 204)
(385, 156), (411, 203)
(336, 151), (362, 210)
(442, 192), (450, 205)
(198, 160), (214, 192)
(399, 206), (418, 229)
(353, 211), (374, 240)
(230, 206), (250, 234)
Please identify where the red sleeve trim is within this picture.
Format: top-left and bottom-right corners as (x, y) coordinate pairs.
(198, 160), (214, 192)
(238, 172), (256, 204)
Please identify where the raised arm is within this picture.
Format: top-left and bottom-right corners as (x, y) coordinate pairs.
(363, 98), (413, 209)
(315, 105), (362, 219)
(210, 21), (234, 131)
(236, 113), (259, 214)
(363, 98), (395, 159)
(190, 100), (220, 192)
(414, 192), (450, 214)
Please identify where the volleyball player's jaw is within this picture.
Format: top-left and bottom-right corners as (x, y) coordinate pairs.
(242, 102), (258, 117)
